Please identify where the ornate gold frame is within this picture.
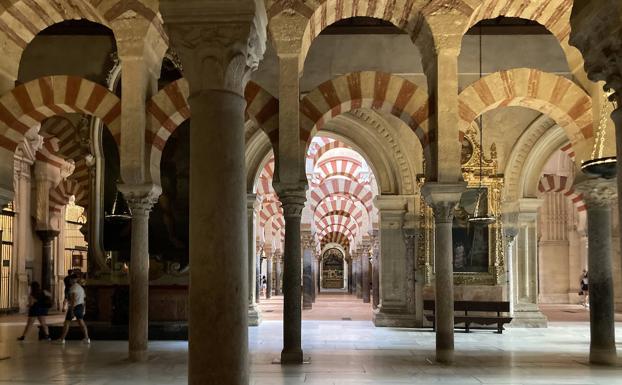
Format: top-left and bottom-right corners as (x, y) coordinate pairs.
(418, 125), (505, 286)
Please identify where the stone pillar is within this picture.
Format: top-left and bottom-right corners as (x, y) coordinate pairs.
(311, 253), (318, 303)
(274, 188), (306, 364)
(354, 251), (362, 298)
(302, 233), (314, 310)
(119, 186), (160, 362)
(160, 3), (267, 381)
(361, 245), (371, 303)
(576, 178), (618, 365)
(502, 211), (519, 314)
(422, 183), (466, 364)
(247, 194), (261, 326)
(372, 196), (416, 327)
(511, 199), (548, 327)
(371, 240), (380, 310)
(256, 243), (262, 304)
(274, 252), (282, 296)
(346, 257), (353, 294)
(13, 136), (41, 311)
(266, 254), (273, 299)
(36, 230), (59, 293)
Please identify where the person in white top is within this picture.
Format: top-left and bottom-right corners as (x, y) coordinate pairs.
(56, 274), (90, 344)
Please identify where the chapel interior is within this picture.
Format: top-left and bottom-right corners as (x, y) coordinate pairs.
(0, 1), (621, 384)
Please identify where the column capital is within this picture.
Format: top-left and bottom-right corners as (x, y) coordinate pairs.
(111, 15), (168, 77)
(118, 183), (162, 216)
(274, 183), (307, 217)
(247, 193), (261, 211)
(574, 177), (618, 209)
(160, 2), (267, 96)
(421, 182), (466, 224)
(570, 1), (622, 93)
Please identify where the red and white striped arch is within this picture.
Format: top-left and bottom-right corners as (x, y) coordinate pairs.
(320, 231), (351, 250)
(0, 76), (121, 151)
(256, 156), (276, 196)
(559, 142), (576, 161)
(147, 79), (279, 180)
(49, 179), (86, 214)
(458, 69), (593, 149)
(300, 71), (430, 154)
(314, 196), (365, 228)
(316, 215), (359, 237)
(312, 157), (365, 186)
(309, 178), (374, 214)
(537, 174), (586, 212)
(467, 0), (571, 44)
(306, 137), (348, 168)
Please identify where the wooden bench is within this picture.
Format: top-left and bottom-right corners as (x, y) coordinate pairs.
(423, 300), (512, 334)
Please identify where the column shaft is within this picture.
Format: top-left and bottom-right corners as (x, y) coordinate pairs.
(587, 204), (617, 364)
(434, 219), (454, 363)
(266, 258), (273, 299)
(361, 253), (370, 303)
(188, 91), (248, 384)
(303, 246), (313, 310)
(128, 207), (150, 362)
(281, 208), (304, 363)
(275, 257), (282, 296)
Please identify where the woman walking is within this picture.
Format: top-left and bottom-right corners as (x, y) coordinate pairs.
(580, 269), (589, 308)
(17, 281), (51, 341)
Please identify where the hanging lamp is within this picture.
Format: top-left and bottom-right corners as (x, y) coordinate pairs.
(581, 89), (617, 179)
(469, 24), (496, 225)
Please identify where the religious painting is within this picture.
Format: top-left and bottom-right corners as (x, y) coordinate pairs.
(452, 188), (490, 273)
(461, 136), (474, 165)
(322, 248), (345, 289)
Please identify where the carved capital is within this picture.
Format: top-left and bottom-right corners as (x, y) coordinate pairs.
(274, 182), (307, 218)
(570, 1), (622, 95)
(118, 183), (162, 217)
(301, 233), (315, 250)
(574, 178), (618, 209)
(162, 4), (267, 96)
(421, 182), (465, 224)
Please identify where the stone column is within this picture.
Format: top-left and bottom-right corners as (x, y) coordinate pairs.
(311, 253), (318, 303)
(372, 196), (416, 327)
(36, 230), (60, 293)
(13, 136), (41, 311)
(119, 186), (160, 362)
(247, 194), (261, 326)
(576, 178), (618, 365)
(274, 188), (306, 364)
(256, 243), (262, 304)
(371, 241), (380, 309)
(302, 233), (314, 310)
(266, 253), (273, 299)
(502, 211), (519, 314)
(346, 256), (353, 294)
(160, 4), (267, 382)
(511, 199), (548, 327)
(274, 252), (282, 296)
(361, 245), (371, 303)
(354, 251), (362, 298)
(422, 183), (466, 364)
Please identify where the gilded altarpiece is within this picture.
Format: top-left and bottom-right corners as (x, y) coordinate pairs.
(418, 126), (505, 286)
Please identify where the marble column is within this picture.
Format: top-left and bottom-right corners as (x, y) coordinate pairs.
(247, 194), (261, 326)
(372, 196), (417, 327)
(511, 199), (548, 327)
(311, 254), (318, 303)
(36, 230), (59, 294)
(371, 245), (380, 310)
(361, 247), (371, 303)
(119, 186), (160, 362)
(422, 183), (466, 364)
(347, 257), (353, 294)
(503, 217), (519, 314)
(266, 254), (273, 299)
(274, 252), (282, 296)
(161, 15), (266, 385)
(354, 253), (362, 298)
(256, 244), (262, 304)
(275, 189), (306, 364)
(302, 234), (314, 310)
(576, 178), (618, 365)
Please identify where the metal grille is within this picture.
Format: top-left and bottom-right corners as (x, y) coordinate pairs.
(0, 208), (15, 312)
(64, 219), (87, 272)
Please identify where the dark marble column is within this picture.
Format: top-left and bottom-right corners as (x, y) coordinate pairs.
(36, 230), (60, 294)
(275, 188), (306, 364)
(266, 255), (273, 299)
(274, 253), (282, 296)
(302, 237), (314, 310)
(361, 249), (371, 303)
(576, 178), (618, 365)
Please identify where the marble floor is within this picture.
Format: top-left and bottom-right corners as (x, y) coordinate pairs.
(0, 296), (621, 385)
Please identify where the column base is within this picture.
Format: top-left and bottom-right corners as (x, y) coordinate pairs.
(303, 302), (312, 310)
(129, 349), (148, 362)
(436, 348), (454, 364)
(590, 347), (618, 365)
(280, 348), (304, 364)
(248, 304), (262, 326)
(509, 305), (548, 328)
(372, 307), (417, 327)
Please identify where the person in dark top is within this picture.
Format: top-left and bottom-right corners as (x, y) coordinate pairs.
(17, 281), (51, 341)
(62, 269), (75, 311)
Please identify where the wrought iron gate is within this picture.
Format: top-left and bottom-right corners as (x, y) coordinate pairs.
(0, 208), (15, 312)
